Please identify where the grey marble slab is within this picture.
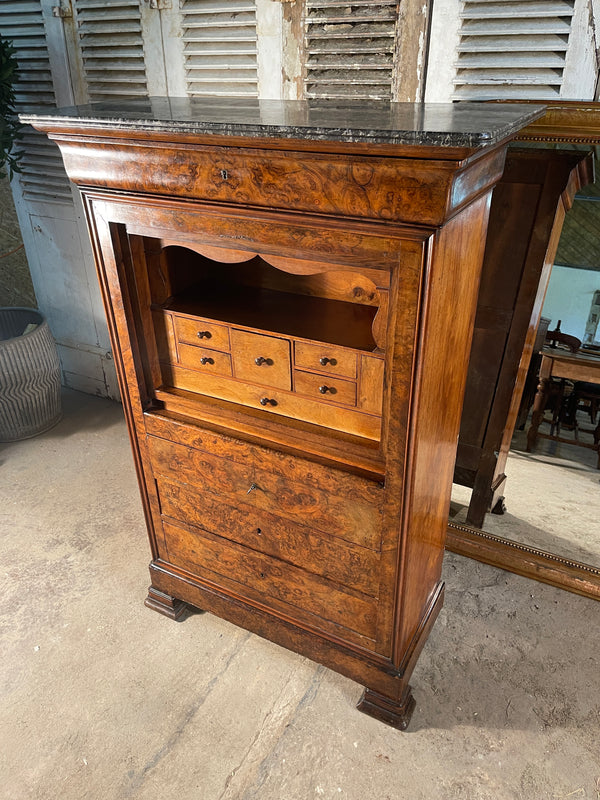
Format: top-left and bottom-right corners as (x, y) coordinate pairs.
(21, 97), (545, 149)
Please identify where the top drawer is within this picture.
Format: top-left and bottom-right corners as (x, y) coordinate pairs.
(69, 141), (462, 225)
(175, 316), (230, 351)
(294, 341), (357, 379)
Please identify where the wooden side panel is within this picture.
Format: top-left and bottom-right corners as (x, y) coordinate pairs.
(392, 192), (493, 664)
(359, 356), (385, 414)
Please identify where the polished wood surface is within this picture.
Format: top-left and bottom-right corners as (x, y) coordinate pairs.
(31, 106), (527, 729)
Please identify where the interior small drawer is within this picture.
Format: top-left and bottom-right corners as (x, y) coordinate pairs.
(294, 370), (357, 406)
(174, 315), (230, 351)
(230, 328), (291, 390)
(178, 343), (232, 376)
(294, 341), (357, 378)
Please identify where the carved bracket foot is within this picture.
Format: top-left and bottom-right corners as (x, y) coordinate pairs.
(356, 686), (416, 731)
(144, 586), (189, 621)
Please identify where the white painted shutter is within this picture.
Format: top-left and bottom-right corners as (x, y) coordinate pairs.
(70, 0), (150, 101)
(0, 1), (72, 203)
(453, 0), (576, 99)
(304, 1), (399, 100)
(178, 0), (259, 97)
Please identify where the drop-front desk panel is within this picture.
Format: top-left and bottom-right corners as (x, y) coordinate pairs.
(25, 99), (543, 729)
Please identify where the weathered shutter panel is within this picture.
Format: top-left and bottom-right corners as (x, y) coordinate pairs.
(0, 0), (71, 203)
(304, 1), (399, 100)
(453, 0), (575, 99)
(180, 0), (259, 96)
(71, 0), (149, 101)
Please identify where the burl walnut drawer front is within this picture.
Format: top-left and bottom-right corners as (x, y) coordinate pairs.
(294, 370), (357, 406)
(156, 474), (379, 596)
(294, 341), (357, 379)
(174, 316), (230, 352)
(146, 433), (383, 549)
(230, 329), (291, 390)
(161, 518), (378, 641)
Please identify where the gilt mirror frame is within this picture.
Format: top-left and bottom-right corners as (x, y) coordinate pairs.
(447, 100), (600, 601)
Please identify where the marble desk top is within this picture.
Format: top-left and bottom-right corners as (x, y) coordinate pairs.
(21, 97), (545, 150)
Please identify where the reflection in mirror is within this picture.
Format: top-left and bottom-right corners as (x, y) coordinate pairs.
(447, 105), (600, 601)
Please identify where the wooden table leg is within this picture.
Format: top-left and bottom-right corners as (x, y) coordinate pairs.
(526, 376), (550, 452)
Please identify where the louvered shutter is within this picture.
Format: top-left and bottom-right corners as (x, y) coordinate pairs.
(70, 0), (150, 101)
(0, 1), (72, 204)
(173, 0), (259, 97)
(304, 1), (399, 100)
(453, 0), (576, 99)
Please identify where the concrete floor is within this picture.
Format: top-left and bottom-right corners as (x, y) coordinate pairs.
(1, 389), (599, 800)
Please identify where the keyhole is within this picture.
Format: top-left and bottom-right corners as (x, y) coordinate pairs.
(220, 169), (228, 180)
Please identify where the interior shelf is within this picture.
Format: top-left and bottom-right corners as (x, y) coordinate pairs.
(160, 284), (379, 352)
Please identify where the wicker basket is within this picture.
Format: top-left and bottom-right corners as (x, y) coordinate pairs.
(0, 308), (62, 442)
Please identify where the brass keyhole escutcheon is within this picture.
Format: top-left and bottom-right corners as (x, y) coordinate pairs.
(220, 169), (228, 180)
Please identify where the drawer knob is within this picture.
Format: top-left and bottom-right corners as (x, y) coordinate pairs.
(319, 357), (337, 366)
(197, 331), (212, 339)
(319, 385), (336, 394)
(260, 397), (277, 407)
(255, 356), (271, 366)
(200, 356), (214, 365)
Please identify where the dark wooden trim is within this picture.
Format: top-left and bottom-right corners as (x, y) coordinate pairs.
(446, 522), (600, 601)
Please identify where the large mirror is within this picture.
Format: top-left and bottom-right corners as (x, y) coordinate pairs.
(447, 101), (600, 601)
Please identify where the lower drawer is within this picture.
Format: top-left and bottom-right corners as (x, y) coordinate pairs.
(160, 519), (378, 642)
(156, 473), (380, 596)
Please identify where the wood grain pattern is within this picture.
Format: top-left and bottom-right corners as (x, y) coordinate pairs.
(162, 363), (382, 440)
(156, 474), (380, 595)
(175, 315), (230, 351)
(178, 343), (232, 377)
(55, 139), (464, 225)
(161, 519), (379, 640)
(146, 434), (383, 549)
(230, 329), (292, 389)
